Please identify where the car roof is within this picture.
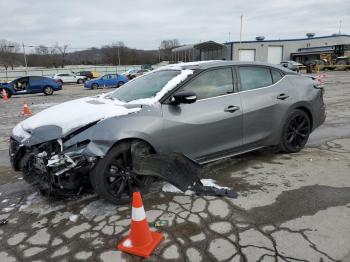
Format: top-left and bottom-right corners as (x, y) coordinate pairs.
(157, 60), (295, 73)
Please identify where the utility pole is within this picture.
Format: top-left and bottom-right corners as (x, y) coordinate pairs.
(158, 47), (161, 63)
(239, 15), (243, 48)
(117, 46), (121, 66)
(22, 42), (28, 74)
(228, 32), (231, 42)
(338, 20), (342, 34)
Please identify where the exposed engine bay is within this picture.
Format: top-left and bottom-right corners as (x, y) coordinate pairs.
(10, 138), (237, 199)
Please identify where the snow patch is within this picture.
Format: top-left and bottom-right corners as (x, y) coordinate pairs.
(200, 179), (229, 190)
(69, 214), (79, 222)
(128, 69), (193, 105)
(12, 97), (141, 141)
(162, 178), (227, 195)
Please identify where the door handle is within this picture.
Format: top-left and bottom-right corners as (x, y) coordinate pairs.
(277, 94), (290, 100)
(224, 105), (240, 113)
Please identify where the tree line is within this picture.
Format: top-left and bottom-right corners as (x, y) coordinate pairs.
(0, 39), (180, 69)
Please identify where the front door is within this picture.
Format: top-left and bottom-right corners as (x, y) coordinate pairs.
(161, 67), (243, 162)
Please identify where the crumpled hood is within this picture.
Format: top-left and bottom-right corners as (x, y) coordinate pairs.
(12, 97), (141, 144)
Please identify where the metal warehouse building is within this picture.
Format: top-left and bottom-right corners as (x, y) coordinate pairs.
(172, 34), (350, 64)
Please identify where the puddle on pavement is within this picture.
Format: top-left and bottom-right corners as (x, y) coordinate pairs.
(247, 185), (350, 225)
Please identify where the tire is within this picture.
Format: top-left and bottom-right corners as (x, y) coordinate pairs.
(43, 86), (54, 95)
(0, 88), (11, 98)
(336, 60), (347, 71)
(90, 141), (154, 204)
(58, 80), (63, 85)
(279, 109), (311, 153)
(92, 83), (99, 90)
(116, 81), (124, 88)
(77, 78), (84, 84)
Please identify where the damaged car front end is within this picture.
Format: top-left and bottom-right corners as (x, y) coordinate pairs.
(10, 129), (97, 196)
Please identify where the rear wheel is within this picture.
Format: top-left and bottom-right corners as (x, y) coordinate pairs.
(90, 141), (153, 204)
(116, 81), (124, 88)
(279, 109), (311, 153)
(77, 78), (84, 84)
(43, 86), (54, 95)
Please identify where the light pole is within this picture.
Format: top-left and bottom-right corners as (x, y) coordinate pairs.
(22, 42), (28, 74)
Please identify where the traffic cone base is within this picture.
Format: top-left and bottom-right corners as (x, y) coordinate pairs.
(21, 100), (32, 116)
(117, 192), (164, 258)
(118, 231), (164, 258)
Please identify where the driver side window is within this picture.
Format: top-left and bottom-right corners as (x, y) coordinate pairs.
(182, 68), (234, 100)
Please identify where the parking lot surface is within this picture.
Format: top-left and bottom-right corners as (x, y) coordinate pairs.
(0, 72), (350, 261)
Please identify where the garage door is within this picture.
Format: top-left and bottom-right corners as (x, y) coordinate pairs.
(267, 46), (283, 64)
(239, 50), (255, 61)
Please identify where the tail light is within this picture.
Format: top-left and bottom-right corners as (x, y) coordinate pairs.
(313, 75), (325, 96)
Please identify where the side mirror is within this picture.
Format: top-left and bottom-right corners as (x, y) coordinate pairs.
(170, 91), (197, 105)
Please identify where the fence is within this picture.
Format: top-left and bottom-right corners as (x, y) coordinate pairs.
(0, 65), (142, 81)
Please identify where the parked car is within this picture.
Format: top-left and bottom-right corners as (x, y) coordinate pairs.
(84, 74), (128, 89)
(122, 68), (138, 80)
(141, 64), (154, 70)
(122, 69), (150, 80)
(280, 61), (302, 72)
(74, 71), (93, 80)
(9, 61), (326, 204)
(0, 76), (62, 98)
(53, 73), (86, 84)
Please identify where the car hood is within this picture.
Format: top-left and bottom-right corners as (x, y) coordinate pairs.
(12, 97), (141, 145)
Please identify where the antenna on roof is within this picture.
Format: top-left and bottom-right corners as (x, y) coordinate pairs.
(338, 20), (342, 34)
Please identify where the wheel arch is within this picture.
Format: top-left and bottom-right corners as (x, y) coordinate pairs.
(107, 137), (157, 154)
(294, 105), (313, 131)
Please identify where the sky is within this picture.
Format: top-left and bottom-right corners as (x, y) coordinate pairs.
(0, 0), (349, 51)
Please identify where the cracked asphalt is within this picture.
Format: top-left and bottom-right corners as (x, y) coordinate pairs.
(0, 71), (350, 262)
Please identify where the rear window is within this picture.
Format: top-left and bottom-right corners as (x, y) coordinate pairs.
(271, 69), (284, 83)
(238, 66), (273, 91)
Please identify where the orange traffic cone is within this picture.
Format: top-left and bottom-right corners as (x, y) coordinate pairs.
(118, 192), (164, 258)
(1, 89), (9, 101)
(21, 100), (32, 116)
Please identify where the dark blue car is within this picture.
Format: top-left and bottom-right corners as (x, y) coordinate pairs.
(84, 74), (128, 89)
(0, 76), (62, 98)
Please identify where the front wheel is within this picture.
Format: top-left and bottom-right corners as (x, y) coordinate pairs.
(91, 83), (99, 90)
(90, 141), (154, 204)
(43, 86), (54, 95)
(279, 109), (311, 153)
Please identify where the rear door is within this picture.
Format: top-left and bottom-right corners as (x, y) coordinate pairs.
(28, 76), (43, 93)
(237, 66), (280, 146)
(161, 67), (243, 162)
(109, 74), (118, 87)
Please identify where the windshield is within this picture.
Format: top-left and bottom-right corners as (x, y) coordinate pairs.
(109, 70), (181, 102)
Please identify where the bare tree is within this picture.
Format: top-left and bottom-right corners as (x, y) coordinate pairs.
(159, 39), (180, 61)
(0, 39), (20, 69)
(55, 43), (68, 68)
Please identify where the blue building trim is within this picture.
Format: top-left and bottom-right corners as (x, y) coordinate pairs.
(225, 34), (350, 45)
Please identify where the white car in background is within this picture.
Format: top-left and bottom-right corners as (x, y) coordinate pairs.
(53, 73), (87, 84)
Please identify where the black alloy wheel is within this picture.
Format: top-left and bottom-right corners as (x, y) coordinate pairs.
(90, 142), (153, 204)
(280, 109), (311, 153)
